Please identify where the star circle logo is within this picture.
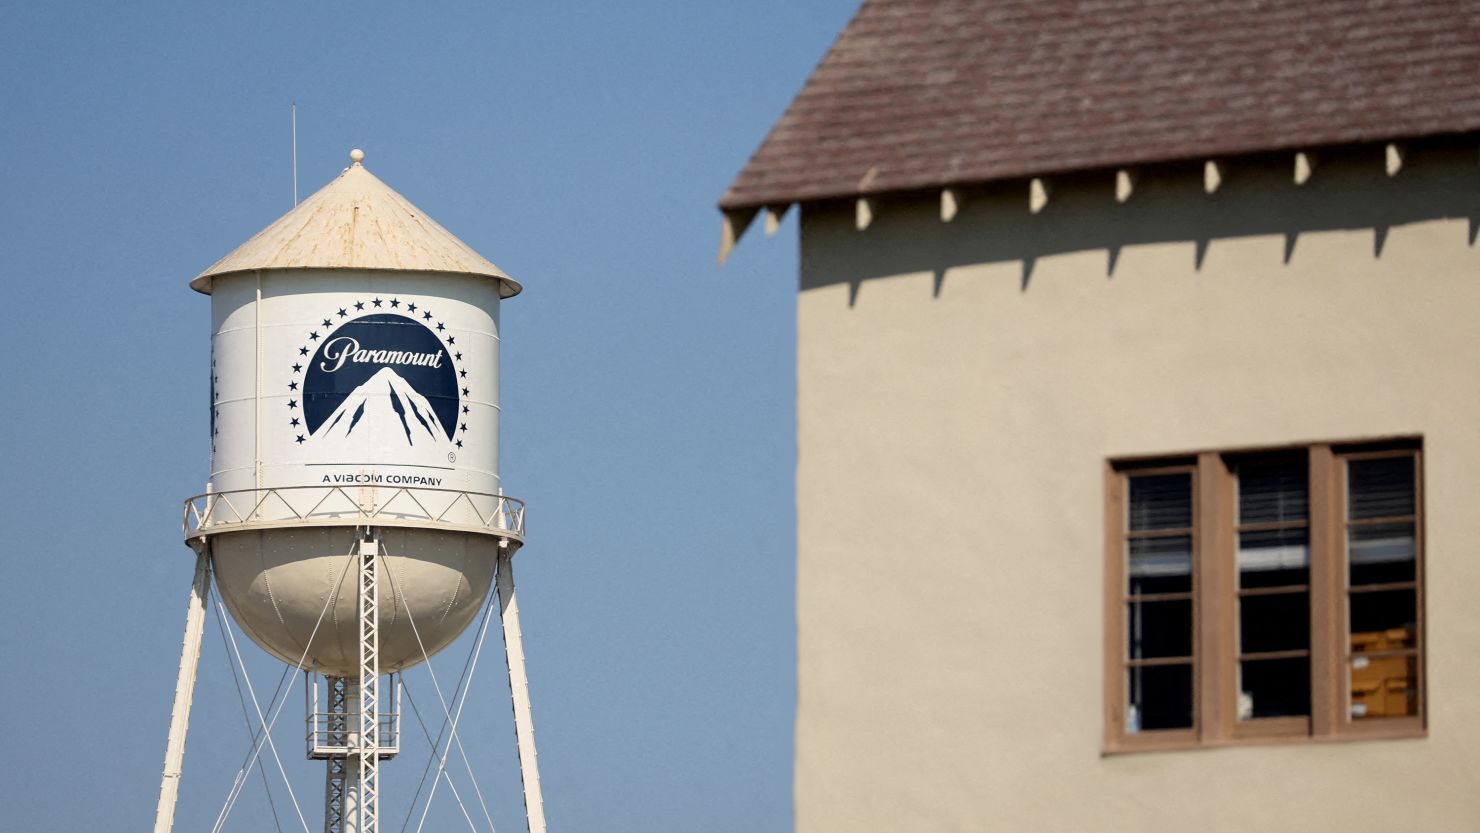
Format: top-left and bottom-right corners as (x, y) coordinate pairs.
(287, 298), (471, 452)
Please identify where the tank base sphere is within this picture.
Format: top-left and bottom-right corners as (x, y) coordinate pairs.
(212, 525), (499, 676)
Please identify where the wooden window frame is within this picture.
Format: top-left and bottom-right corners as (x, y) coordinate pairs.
(1104, 439), (1425, 754)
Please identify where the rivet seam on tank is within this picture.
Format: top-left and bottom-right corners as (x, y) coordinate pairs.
(258, 548), (289, 633)
(385, 549), (404, 628)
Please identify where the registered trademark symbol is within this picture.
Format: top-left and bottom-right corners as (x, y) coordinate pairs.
(448, 452), (456, 463)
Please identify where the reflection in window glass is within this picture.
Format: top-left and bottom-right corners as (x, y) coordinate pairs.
(1236, 456), (1309, 590)
(1128, 536), (1192, 595)
(1238, 527), (1309, 587)
(1348, 522), (1416, 585)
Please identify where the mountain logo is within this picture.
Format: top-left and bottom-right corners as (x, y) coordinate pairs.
(316, 366), (451, 446)
(286, 301), (471, 452)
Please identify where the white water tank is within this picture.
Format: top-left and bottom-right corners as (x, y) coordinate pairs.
(187, 150), (523, 675)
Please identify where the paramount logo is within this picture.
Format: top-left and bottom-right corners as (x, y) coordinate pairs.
(296, 307), (469, 453)
(318, 336), (445, 373)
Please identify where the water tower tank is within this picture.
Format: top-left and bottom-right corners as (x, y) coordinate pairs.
(186, 149), (524, 675)
(157, 150), (546, 833)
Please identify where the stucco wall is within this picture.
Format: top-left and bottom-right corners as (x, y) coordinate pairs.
(794, 143), (1480, 833)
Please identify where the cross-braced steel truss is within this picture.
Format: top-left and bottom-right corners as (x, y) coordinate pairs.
(322, 677), (348, 833)
(320, 532), (388, 833)
(356, 534), (380, 833)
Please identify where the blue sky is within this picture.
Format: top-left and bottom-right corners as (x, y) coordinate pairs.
(0, 2), (859, 830)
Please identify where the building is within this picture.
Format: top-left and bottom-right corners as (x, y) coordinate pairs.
(719, 1), (1480, 830)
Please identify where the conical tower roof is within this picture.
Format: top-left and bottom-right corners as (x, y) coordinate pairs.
(192, 150), (521, 298)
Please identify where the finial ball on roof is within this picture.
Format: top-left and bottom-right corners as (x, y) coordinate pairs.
(349, 148), (365, 165)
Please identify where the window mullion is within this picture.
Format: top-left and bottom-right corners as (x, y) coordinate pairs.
(1308, 443), (1341, 738)
(1415, 449), (1427, 728)
(1196, 452), (1232, 742)
(1103, 462), (1126, 749)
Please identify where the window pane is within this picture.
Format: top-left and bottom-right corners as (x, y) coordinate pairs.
(1351, 654), (1418, 719)
(1238, 527), (1309, 588)
(1127, 663), (1193, 732)
(1239, 592), (1310, 654)
(1128, 473), (1191, 531)
(1127, 600), (1193, 659)
(1348, 522), (1416, 585)
(1348, 456), (1415, 520)
(1128, 535), (1192, 595)
(1238, 656), (1311, 720)
(1350, 590), (1418, 650)
(1238, 457), (1308, 525)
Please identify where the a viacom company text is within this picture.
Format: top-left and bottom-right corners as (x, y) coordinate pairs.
(321, 471), (445, 487)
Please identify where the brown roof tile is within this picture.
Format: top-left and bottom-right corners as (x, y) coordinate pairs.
(720, 0), (1480, 210)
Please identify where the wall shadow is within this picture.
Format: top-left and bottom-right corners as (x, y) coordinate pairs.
(797, 140), (1480, 303)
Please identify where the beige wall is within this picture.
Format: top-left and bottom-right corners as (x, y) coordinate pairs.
(794, 143), (1480, 833)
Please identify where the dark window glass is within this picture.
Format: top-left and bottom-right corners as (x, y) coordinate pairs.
(1128, 473), (1192, 531)
(1349, 590), (1418, 649)
(1240, 592), (1310, 654)
(1238, 527), (1310, 588)
(1348, 457), (1416, 520)
(1349, 522), (1416, 585)
(1128, 600), (1193, 659)
(1239, 657), (1311, 719)
(1238, 457), (1308, 525)
(1128, 535), (1192, 595)
(1128, 663), (1193, 732)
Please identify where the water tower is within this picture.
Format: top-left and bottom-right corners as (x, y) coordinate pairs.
(154, 149), (546, 833)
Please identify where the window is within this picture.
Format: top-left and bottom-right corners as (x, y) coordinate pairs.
(1104, 440), (1423, 751)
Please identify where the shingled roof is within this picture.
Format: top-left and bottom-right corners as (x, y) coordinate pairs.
(720, 0), (1480, 212)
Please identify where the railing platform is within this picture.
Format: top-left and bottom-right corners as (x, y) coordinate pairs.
(182, 485), (525, 545)
(306, 674), (401, 761)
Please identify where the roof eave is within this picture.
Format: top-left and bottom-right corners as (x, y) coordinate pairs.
(189, 266), (524, 299)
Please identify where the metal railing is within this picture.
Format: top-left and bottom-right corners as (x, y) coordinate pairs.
(306, 674), (402, 761)
(307, 710), (401, 760)
(182, 484), (525, 543)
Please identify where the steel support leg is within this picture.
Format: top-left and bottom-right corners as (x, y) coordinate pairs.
(324, 755), (348, 833)
(340, 682), (364, 833)
(323, 676), (349, 833)
(153, 547), (212, 833)
(322, 533), (380, 833)
(357, 533), (381, 833)
(498, 552), (547, 833)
